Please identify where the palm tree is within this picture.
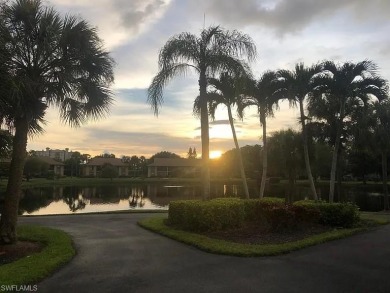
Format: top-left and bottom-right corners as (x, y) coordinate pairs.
(242, 71), (281, 198)
(0, 0), (114, 244)
(194, 72), (250, 198)
(372, 100), (390, 210)
(147, 26), (256, 199)
(310, 60), (387, 203)
(277, 63), (322, 201)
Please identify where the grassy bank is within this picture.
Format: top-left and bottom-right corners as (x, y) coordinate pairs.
(138, 212), (389, 257)
(0, 176), (387, 191)
(0, 225), (75, 285)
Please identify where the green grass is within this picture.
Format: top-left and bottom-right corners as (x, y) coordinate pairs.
(360, 211), (390, 225)
(138, 215), (370, 257)
(0, 225), (75, 285)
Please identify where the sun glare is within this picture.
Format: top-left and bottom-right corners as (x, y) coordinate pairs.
(210, 150), (222, 159)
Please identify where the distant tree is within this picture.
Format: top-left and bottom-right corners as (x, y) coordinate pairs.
(187, 147), (198, 159)
(121, 156), (131, 164)
(149, 151), (181, 161)
(192, 148), (197, 159)
(28, 150), (37, 157)
(268, 129), (303, 203)
(81, 154), (91, 164)
(129, 155), (141, 177)
(311, 141), (333, 181)
(96, 153), (115, 158)
(101, 163), (118, 180)
(218, 145), (262, 180)
(23, 157), (49, 181)
(64, 152), (83, 177)
(0, 130), (12, 158)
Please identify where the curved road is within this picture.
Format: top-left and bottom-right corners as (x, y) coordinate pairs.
(20, 213), (390, 293)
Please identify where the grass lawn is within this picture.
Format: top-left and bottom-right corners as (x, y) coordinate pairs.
(0, 225), (75, 285)
(138, 212), (389, 257)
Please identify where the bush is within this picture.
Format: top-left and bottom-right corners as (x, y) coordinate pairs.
(294, 200), (360, 228)
(244, 198), (295, 231)
(168, 198), (360, 234)
(168, 198), (245, 232)
(242, 197), (284, 222)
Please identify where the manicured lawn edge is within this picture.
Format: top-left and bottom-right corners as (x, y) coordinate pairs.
(137, 216), (370, 257)
(0, 225), (75, 285)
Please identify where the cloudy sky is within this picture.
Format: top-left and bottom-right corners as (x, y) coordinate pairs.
(27, 0), (390, 158)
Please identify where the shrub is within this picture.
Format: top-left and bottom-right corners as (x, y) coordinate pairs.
(294, 200), (360, 228)
(262, 204), (297, 231)
(168, 198), (245, 232)
(168, 198), (360, 234)
(242, 197), (284, 222)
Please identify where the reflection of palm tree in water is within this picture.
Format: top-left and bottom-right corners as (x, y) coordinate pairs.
(129, 188), (145, 208)
(63, 193), (87, 212)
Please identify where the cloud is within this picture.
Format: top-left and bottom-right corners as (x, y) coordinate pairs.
(52, 0), (171, 49)
(188, 0), (390, 35)
(113, 0), (169, 34)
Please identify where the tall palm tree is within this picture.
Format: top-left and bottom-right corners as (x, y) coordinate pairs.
(0, 0), (114, 244)
(242, 71), (280, 198)
(147, 26), (256, 199)
(372, 100), (390, 210)
(310, 60), (387, 203)
(277, 63), (322, 201)
(194, 72), (250, 198)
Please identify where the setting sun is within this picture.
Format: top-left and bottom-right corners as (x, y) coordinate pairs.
(210, 150), (222, 159)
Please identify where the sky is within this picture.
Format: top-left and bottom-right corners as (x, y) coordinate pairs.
(27, 0), (390, 158)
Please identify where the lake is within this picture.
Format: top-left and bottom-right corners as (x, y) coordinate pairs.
(11, 182), (388, 216)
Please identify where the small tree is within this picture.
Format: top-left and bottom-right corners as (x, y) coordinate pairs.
(101, 163), (118, 180)
(23, 157), (49, 181)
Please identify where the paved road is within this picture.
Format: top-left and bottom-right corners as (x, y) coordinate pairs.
(20, 213), (390, 293)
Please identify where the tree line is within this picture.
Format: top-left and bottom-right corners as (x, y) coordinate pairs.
(147, 24), (389, 209)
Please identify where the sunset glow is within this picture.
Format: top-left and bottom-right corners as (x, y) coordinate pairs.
(210, 150), (222, 159)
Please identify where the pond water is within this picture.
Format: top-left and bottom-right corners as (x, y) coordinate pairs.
(6, 182), (387, 216)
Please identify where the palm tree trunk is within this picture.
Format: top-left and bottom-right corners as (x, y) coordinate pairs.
(329, 101), (345, 203)
(227, 106), (249, 199)
(0, 118), (29, 244)
(199, 71), (210, 200)
(382, 151), (389, 211)
(259, 108), (267, 199)
(299, 100), (318, 200)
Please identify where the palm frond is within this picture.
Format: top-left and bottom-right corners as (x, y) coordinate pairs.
(159, 32), (199, 68)
(147, 63), (192, 116)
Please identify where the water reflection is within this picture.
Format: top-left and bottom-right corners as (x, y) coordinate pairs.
(5, 182), (388, 216)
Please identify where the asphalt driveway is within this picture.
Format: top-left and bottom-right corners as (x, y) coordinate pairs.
(19, 213), (390, 293)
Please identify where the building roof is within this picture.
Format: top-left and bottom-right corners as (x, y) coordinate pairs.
(37, 156), (64, 165)
(148, 158), (202, 167)
(86, 158), (127, 166)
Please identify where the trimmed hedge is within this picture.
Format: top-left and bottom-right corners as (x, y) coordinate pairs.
(294, 200), (360, 228)
(168, 198), (245, 232)
(168, 197), (361, 233)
